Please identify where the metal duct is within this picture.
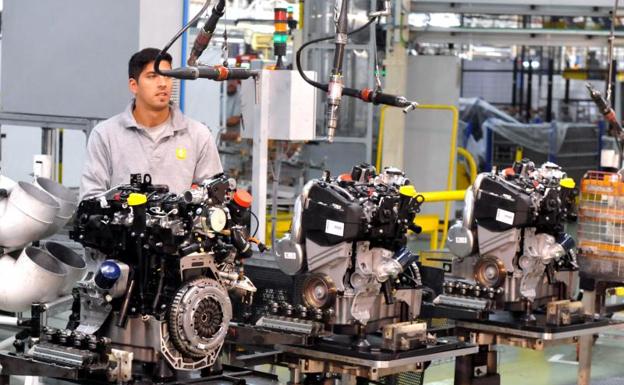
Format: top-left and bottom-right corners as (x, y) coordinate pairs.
(34, 177), (77, 238)
(44, 241), (87, 295)
(0, 247), (67, 312)
(0, 182), (60, 248)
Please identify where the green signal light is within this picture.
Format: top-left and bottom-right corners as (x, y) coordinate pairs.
(273, 34), (288, 43)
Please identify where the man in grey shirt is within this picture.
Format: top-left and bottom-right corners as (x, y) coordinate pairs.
(221, 79), (242, 141)
(80, 48), (223, 199)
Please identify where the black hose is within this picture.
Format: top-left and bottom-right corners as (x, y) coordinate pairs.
(295, 16), (378, 92)
(152, 257), (166, 313)
(117, 279), (136, 328)
(132, 203), (147, 315)
(332, 0), (350, 73)
(250, 211), (260, 238)
(188, 0), (227, 66)
(154, 0), (213, 76)
(136, 241), (146, 314)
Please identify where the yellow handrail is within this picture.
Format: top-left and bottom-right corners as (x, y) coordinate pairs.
(419, 190), (466, 203)
(415, 105), (459, 250)
(457, 146), (477, 184)
(375, 103), (460, 250)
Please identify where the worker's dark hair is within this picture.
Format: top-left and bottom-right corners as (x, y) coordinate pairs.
(128, 48), (172, 82)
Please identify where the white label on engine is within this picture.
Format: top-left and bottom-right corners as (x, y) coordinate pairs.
(495, 208), (515, 225)
(455, 236), (468, 244)
(325, 219), (345, 237)
(284, 252), (297, 260)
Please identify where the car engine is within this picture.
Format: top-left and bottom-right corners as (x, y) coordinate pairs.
(440, 160), (580, 322)
(20, 174), (259, 382)
(267, 164), (425, 335)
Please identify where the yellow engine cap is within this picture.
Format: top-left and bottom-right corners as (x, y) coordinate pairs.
(399, 185), (417, 198)
(127, 193), (147, 206)
(560, 178), (576, 189)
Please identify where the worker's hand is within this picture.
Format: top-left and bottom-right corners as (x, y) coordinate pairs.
(226, 115), (241, 128)
(220, 130), (241, 142)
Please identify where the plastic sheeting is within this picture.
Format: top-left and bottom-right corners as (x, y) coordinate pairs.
(459, 98), (578, 169)
(482, 119), (570, 155)
(460, 98), (520, 170)
(460, 98), (519, 142)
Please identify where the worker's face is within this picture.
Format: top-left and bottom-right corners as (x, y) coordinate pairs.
(227, 80), (238, 95)
(129, 60), (173, 111)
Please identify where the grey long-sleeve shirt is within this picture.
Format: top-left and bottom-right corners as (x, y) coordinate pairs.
(80, 101), (223, 200)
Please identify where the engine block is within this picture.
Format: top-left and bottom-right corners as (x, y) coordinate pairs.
(26, 173), (259, 379)
(441, 160), (579, 319)
(269, 165), (425, 333)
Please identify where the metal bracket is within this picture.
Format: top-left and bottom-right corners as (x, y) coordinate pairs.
(107, 349), (133, 383)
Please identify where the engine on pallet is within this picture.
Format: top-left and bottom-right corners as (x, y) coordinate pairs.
(21, 174), (259, 382)
(440, 160), (582, 324)
(262, 164), (425, 336)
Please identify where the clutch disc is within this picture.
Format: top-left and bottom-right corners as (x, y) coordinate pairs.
(168, 277), (232, 359)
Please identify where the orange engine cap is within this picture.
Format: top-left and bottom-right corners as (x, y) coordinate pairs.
(338, 173), (353, 182)
(503, 167), (515, 177)
(233, 189), (253, 208)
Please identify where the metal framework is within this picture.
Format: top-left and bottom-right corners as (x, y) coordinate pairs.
(453, 317), (614, 385)
(0, 112), (99, 134)
(411, 0), (614, 17)
(302, 1), (375, 158)
(410, 27), (624, 47)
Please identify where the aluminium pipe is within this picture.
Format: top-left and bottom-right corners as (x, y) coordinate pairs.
(44, 242), (87, 295)
(0, 336), (15, 351)
(0, 182), (59, 248)
(34, 177), (77, 238)
(0, 316), (18, 327)
(0, 247), (67, 312)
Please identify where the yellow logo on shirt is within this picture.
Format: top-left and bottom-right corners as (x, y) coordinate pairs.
(176, 147), (187, 160)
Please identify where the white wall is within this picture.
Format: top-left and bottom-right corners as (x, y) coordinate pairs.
(403, 55), (461, 217)
(0, 1), (185, 187)
(183, 45), (223, 136)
